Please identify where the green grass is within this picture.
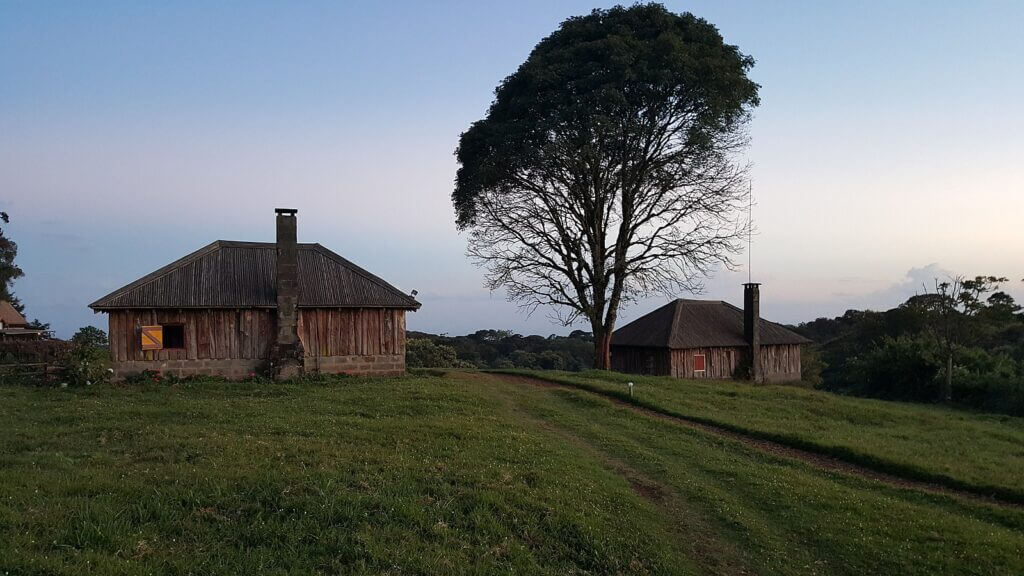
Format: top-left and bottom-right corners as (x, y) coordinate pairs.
(504, 369), (1024, 503)
(2, 372), (1023, 575)
(0, 375), (687, 575)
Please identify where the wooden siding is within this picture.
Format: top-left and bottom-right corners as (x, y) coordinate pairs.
(759, 343), (802, 382)
(297, 308), (405, 357)
(107, 308), (406, 363)
(612, 344), (802, 382)
(610, 347), (673, 376)
(669, 347), (739, 379)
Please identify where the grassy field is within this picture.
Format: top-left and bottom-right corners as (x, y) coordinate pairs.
(508, 370), (1024, 502)
(2, 372), (1023, 575)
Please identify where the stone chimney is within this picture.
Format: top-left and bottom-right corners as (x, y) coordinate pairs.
(743, 283), (762, 383)
(273, 208), (304, 379)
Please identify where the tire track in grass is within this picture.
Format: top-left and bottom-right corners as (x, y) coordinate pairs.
(492, 372), (1023, 510)
(474, 372), (756, 576)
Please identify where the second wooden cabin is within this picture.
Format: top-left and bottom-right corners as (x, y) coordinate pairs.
(610, 284), (810, 382)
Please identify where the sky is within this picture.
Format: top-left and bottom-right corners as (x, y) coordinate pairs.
(1, 1), (1022, 339)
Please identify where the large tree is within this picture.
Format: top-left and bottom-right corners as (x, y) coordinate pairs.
(0, 212), (48, 331)
(453, 4), (759, 368)
(0, 211), (25, 312)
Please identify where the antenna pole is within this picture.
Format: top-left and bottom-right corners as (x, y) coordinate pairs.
(747, 181), (752, 284)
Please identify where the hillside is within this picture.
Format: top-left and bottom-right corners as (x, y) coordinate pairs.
(2, 373), (1023, 575)
(512, 370), (1024, 501)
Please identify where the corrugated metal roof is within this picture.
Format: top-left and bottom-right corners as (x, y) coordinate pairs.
(0, 301), (27, 327)
(612, 299), (810, 349)
(89, 241), (421, 311)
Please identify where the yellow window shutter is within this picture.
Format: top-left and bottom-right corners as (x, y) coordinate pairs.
(140, 325), (164, 350)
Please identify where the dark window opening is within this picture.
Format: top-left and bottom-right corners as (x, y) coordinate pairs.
(162, 324), (185, 349)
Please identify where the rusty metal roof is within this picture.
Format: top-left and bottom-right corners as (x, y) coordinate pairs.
(89, 241), (421, 311)
(612, 299), (810, 349)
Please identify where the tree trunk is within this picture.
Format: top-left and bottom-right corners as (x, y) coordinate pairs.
(593, 326), (612, 370)
(942, 352), (953, 402)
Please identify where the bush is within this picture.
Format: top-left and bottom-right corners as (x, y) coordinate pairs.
(848, 336), (940, 401)
(953, 371), (1024, 416)
(801, 346), (826, 388)
(509, 350), (538, 369)
(62, 327), (111, 386)
(406, 339), (460, 368)
(536, 350), (566, 370)
(948, 348), (1023, 415)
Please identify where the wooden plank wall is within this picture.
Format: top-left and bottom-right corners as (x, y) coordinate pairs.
(670, 347), (738, 379)
(297, 308), (405, 358)
(610, 347), (673, 376)
(759, 344), (802, 381)
(107, 308), (406, 362)
(108, 309), (274, 362)
(613, 344), (802, 381)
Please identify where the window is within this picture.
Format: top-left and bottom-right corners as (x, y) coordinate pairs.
(162, 324), (185, 349)
(693, 353), (706, 373)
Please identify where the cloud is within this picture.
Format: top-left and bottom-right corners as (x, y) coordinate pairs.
(839, 263), (954, 311)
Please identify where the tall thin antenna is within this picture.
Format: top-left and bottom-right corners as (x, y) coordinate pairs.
(747, 180), (752, 284)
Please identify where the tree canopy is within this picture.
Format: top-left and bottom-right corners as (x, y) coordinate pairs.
(453, 3), (759, 368)
(0, 212), (25, 312)
(795, 278), (1024, 415)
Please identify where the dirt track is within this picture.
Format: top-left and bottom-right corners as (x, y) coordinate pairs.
(492, 372), (1022, 510)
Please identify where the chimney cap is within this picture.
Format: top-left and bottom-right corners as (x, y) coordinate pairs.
(275, 208), (298, 215)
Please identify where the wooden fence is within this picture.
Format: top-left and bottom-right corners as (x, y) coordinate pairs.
(0, 340), (72, 384)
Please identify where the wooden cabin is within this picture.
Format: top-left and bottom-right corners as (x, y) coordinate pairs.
(611, 284), (810, 382)
(89, 209), (420, 380)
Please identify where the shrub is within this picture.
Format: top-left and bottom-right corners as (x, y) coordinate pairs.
(801, 346), (826, 388)
(949, 348), (1023, 415)
(536, 350), (566, 371)
(62, 327), (111, 386)
(848, 336), (940, 401)
(953, 370), (1024, 416)
(406, 338), (460, 368)
(509, 350), (539, 369)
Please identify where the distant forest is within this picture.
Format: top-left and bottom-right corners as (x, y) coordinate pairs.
(794, 277), (1024, 416)
(407, 330), (594, 372)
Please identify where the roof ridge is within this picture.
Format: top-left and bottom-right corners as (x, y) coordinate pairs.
(216, 240), (321, 248)
(674, 298), (726, 304)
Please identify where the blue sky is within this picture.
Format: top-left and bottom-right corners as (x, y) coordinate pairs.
(2, 1), (1022, 338)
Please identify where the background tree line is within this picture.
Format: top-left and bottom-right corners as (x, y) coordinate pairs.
(795, 277), (1024, 416)
(405, 330), (594, 372)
